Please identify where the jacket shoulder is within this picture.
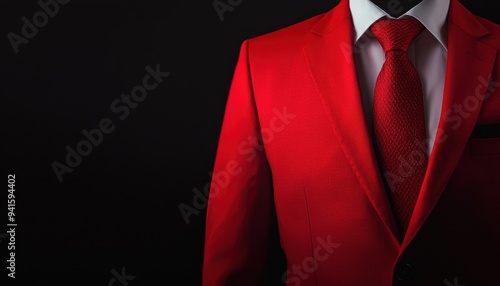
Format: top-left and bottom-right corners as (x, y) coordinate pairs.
(248, 12), (325, 47)
(244, 10), (331, 60)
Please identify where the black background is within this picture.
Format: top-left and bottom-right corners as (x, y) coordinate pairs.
(1, 0), (499, 285)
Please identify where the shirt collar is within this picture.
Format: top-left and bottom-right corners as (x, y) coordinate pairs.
(349, 0), (450, 50)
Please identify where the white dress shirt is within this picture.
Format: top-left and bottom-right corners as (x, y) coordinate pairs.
(349, 0), (450, 155)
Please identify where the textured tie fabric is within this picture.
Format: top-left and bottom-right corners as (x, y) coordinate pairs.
(370, 18), (428, 235)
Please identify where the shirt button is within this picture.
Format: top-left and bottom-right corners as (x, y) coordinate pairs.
(395, 262), (415, 281)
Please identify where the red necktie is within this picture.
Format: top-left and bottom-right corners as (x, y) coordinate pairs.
(370, 18), (427, 235)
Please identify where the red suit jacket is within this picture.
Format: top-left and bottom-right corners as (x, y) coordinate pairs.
(203, 0), (500, 285)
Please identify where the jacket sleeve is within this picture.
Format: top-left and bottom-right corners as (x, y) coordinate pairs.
(202, 40), (275, 286)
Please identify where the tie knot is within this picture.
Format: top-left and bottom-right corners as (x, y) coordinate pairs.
(370, 18), (424, 52)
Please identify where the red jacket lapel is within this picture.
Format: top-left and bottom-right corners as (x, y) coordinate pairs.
(303, 0), (401, 243)
(400, 0), (497, 255)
